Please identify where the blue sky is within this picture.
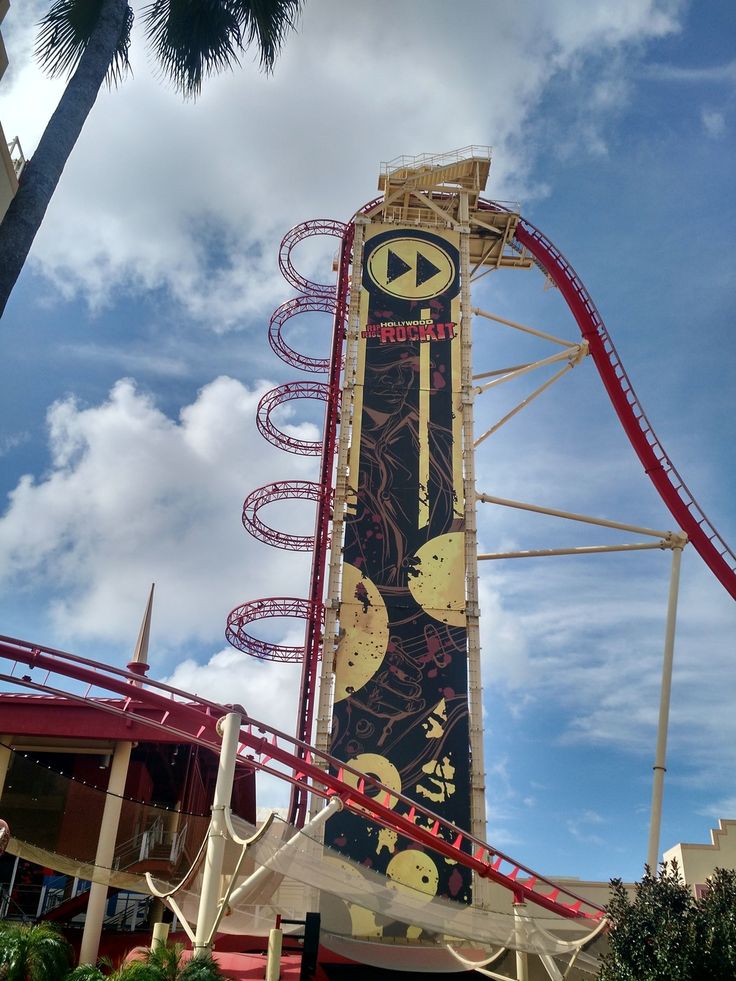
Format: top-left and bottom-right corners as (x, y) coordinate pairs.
(0, 0), (734, 886)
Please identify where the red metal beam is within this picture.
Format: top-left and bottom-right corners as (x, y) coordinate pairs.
(278, 219), (347, 297)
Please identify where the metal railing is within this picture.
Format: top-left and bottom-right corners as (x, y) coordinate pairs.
(7, 136), (25, 179)
(113, 816), (165, 870)
(381, 146), (493, 175)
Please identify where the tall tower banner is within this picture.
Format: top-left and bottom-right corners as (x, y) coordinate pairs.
(327, 224), (472, 909)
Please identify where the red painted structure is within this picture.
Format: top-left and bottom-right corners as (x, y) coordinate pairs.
(242, 480), (324, 552)
(0, 634), (605, 921)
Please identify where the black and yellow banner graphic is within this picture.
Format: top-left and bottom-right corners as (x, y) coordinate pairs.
(326, 225), (471, 925)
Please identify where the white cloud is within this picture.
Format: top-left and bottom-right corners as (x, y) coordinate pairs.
(163, 645), (300, 737)
(698, 799), (736, 822)
(645, 60), (736, 84)
(701, 108), (726, 138)
(0, 430), (30, 456)
(0, 376), (315, 652)
(0, 0), (683, 324)
(566, 809), (606, 846)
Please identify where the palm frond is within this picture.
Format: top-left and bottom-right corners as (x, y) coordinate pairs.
(232, 0), (303, 72)
(36, 0), (133, 85)
(142, 0), (302, 97)
(143, 0), (242, 97)
(178, 952), (228, 980)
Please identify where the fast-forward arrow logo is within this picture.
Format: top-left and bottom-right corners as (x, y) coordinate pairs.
(366, 236), (456, 300)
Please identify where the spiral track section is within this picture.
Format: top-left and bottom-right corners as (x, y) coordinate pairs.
(228, 219), (349, 689)
(278, 219), (347, 297)
(242, 480), (325, 552)
(268, 295), (338, 373)
(226, 598), (322, 663)
(255, 380), (331, 456)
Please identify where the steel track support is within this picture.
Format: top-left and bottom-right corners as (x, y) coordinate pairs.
(193, 711), (240, 958)
(646, 539), (685, 871)
(313, 219), (367, 806)
(514, 901), (530, 981)
(460, 191), (489, 907)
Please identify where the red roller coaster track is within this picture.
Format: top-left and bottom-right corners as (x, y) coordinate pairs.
(509, 211), (736, 601)
(225, 597), (322, 663)
(278, 219), (347, 298)
(233, 202), (735, 829)
(241, 480), (324, 552)
(268, 295), (338, 374)
(0, 634), (605, 922)
(255, 381), (332, 456)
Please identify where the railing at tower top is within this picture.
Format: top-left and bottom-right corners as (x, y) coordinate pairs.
(381, 146), (493, 175)
(7, 137), (26, 181)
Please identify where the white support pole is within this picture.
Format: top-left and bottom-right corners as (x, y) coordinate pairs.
(225, 797), (342, 911)
(474, 359), (581, 448)
(474, 345), (583, 396)
(479, 542), (669, 560)
(513, 902), (529, 981)
(151, 921), (170, 950)
(476, 492), (672, 540)
(79, 740), (133, 965)
(193, 712), (241, 958)
(646, 542), (684, 871)
(473, 307), (576, 348)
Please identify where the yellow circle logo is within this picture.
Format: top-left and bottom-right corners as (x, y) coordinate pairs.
(366, 237), (456, 300)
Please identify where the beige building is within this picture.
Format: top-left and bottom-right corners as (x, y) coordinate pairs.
(0, 0), (24, 221)
(664, 818), (736, 896)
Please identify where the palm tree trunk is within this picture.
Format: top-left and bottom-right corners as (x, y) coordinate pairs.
(0, 0), (130, 320)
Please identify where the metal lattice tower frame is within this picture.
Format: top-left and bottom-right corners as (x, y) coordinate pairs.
(227, 146), (735, 875)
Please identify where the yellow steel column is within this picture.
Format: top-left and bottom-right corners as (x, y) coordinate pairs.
(313, 219), (367, 774)
(459, 190), (488, 905)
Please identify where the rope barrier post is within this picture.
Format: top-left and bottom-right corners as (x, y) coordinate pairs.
(151, 921), (170, 950)
(266, 914), (283, 981)
(193, 711), (240, 959)
(646, 539), (684, 872)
